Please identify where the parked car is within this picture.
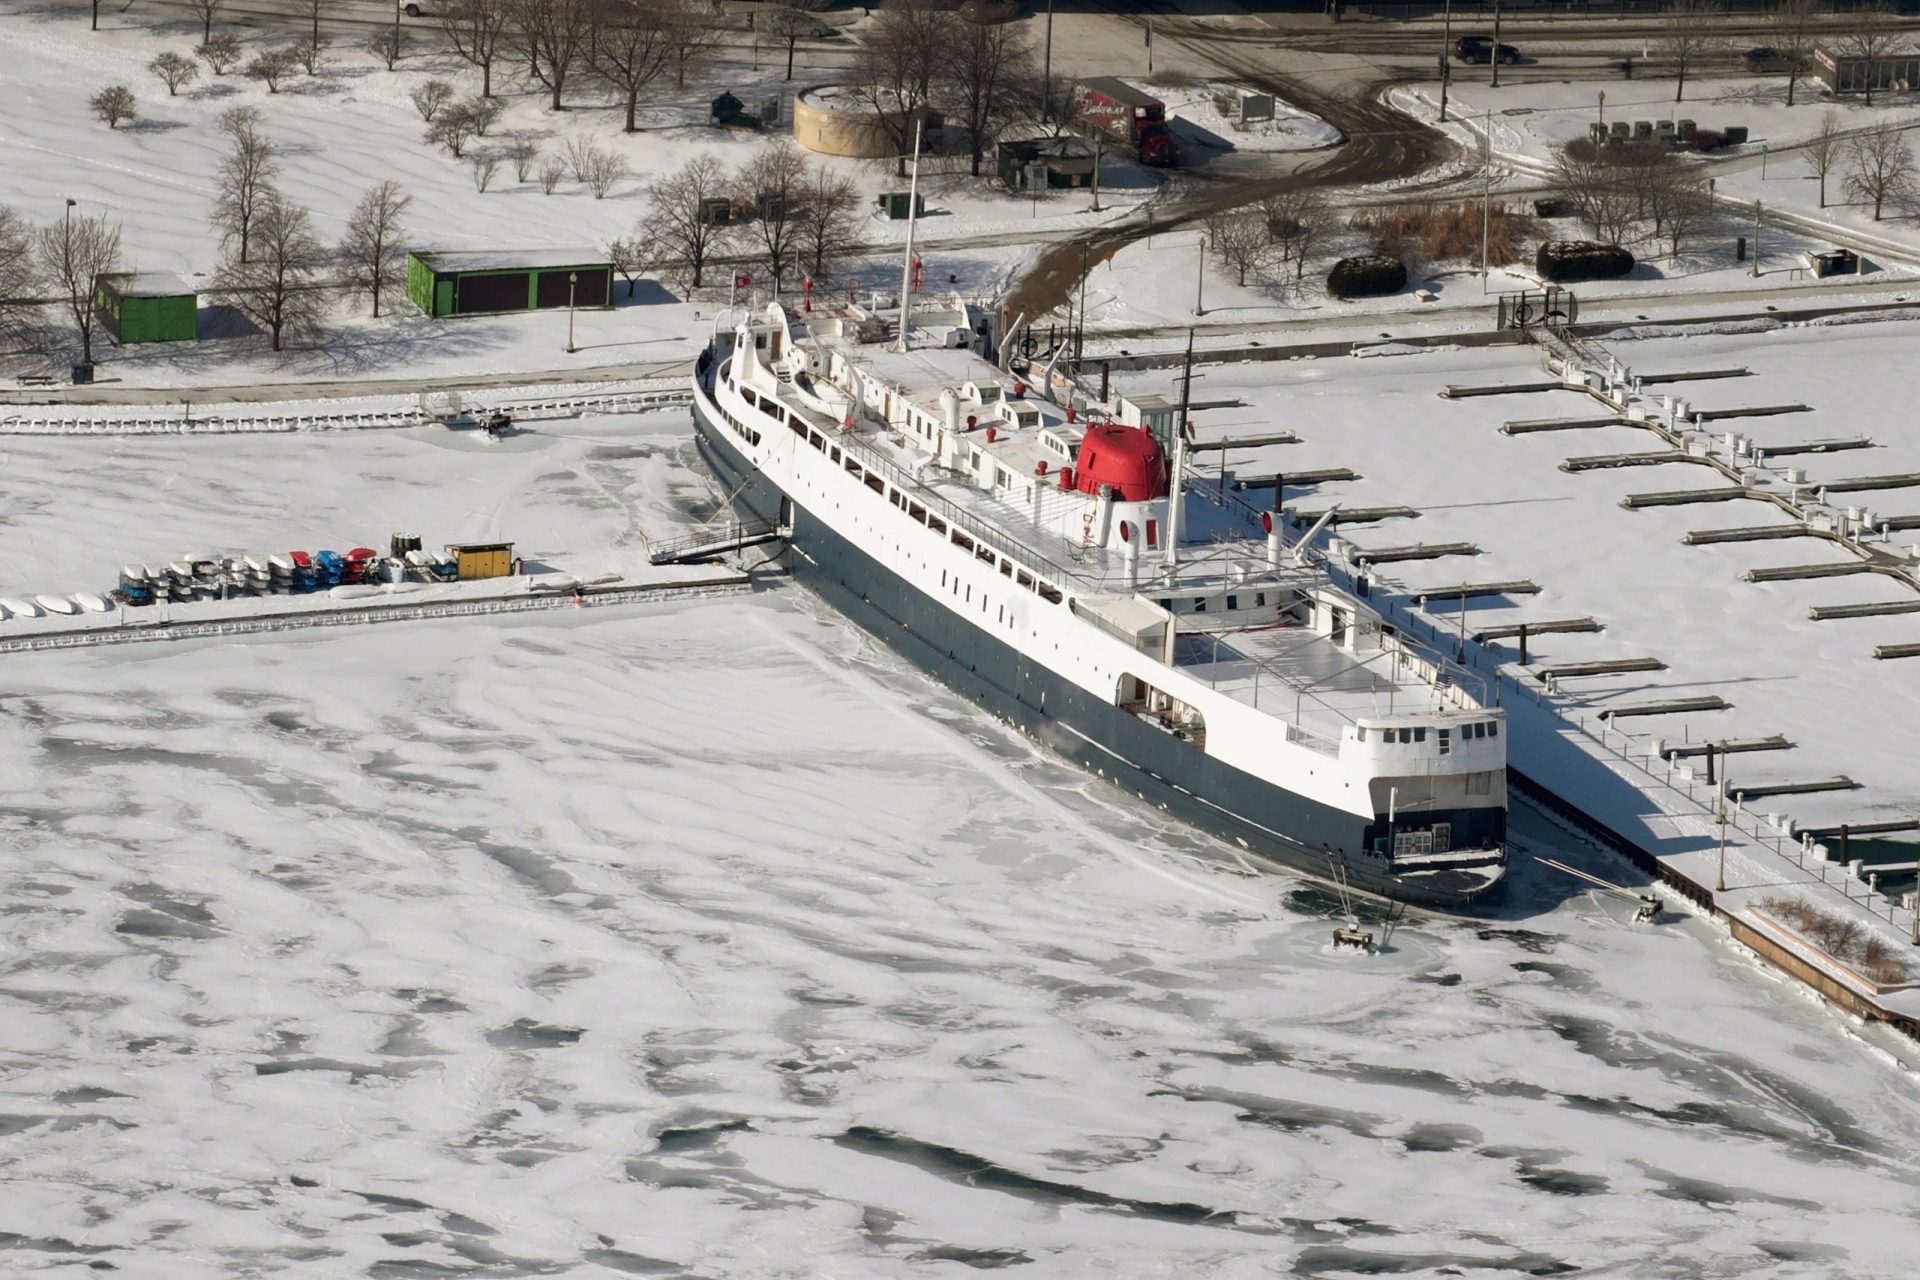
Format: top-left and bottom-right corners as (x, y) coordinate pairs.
(1741, 46), (1805, 73)
(1456, 35), (1521, 65)
(402, 3), (428, 16)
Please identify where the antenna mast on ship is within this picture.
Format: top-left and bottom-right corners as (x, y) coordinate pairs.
(1163, 327), (1195, 574)
(893, 115), (926, 355)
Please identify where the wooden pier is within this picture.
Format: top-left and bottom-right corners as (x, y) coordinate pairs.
(1473, 617), (1602, 641)
(1639, 367), (1752, 384)
(1532, 657), (1666, 681)
(1682, 524), (1811, 545)
(1875, 641), (1920, 660)
(1441, 379), (1568, 398)
(1693, 403), (1811, 421)
(1745, 562), (1876, 582)
(1600, 695), (1729, 719)
(1501, 415), (1625, 435)
(1562, 450), (1693, 473)
(1189, 430), (1297, 450)
(1731, 776), (1857, 801)
(1414, 580), (1540, 602)
(1756, 435), (1874, 457)
(1351, 541), (1481, 565)
(1294, 506), (1417, 524)
(1799, 819), (1920, 839)
(1663, 734), (1792, 758)
(1819, 472), (1920, 494)
(1621, 487), (1748, 508)
(1233, 467), (1356, 489)
(1810, 599), (1920, 620)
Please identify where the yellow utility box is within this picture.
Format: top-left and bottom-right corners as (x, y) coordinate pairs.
(449, 542), (515, 581)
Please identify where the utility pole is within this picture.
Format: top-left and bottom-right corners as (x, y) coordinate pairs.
(1042, 0), (1056, 122)
(565, 271), (578, 353)
(1480, 110), (1493, 292)
(1145, 18), (1153, 77)
(1490, 0), (1503, 89)
(1716, 763), (1730, 893)
(1439, 0), (1453, 122)
(1194, 234), (1206, 316)
(1751, 199), (1762, 277)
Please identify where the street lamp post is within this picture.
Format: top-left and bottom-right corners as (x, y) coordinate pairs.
(566, 271), (578, 353)
(1751, 200), (1762, 278)
(1440, 0), (1453, 123)
(1194, 235), (1206, 317)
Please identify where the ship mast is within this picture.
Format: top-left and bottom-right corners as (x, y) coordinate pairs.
(893, 115), (925, 355)
(1163, 328), (1194, 574)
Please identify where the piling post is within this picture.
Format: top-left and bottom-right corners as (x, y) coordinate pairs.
(1518, 621), (1528, 666)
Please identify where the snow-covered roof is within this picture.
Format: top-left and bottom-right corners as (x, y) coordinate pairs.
(100, 271), (193, 298)
(409, 249), (610, 272)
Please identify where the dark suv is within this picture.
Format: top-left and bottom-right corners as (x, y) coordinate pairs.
(1456, 35), (1520, 65)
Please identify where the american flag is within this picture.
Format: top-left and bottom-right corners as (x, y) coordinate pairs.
(1438, 671), (1453, 689)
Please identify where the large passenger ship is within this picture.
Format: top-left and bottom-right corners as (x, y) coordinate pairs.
(688, 297), (1508, 909)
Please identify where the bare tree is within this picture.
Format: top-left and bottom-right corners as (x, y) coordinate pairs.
(1259, 190), (1332, 281)
(949, 13), (1035, 178)
(245, 47), (302, 92)
(1802, 109), (1844, 209)
(0, 206), (37, 345)
(606, 235), (645, 298)
(738, 142), (809, 294)
(507, 132), (540, 181)
(295, 0), (328, 72)
(1206, 210), (1271, 286)
(795, 165), (863, 283)
(1649, 173), (1716, 258)
(410, 78), (455, 121)
(1843, 0), (1903, 107)
(584, 147), (628, 199)
(216, 197), (324, 352)
(538, 155), (568, 193)
(1766, 0), (1818, 107)
(149, 51), (200, 96)
(471, 152), (501, 192)
(848, 0), (957, 176)
(564, 132), (599, 181)
(211, 110), (279, 264)
(507, 0), (596, 111)
(337, 180), (411, 318)
(1845, 126), (1915, 221)
(1653, 0), (1723, 103)
(367, 25), (411, 71)
(427, 101), (484, 157)
(1551, 142), (1642, 245)
(186, 0), (223, 42)
(197, 33), (242, 75)
(661, 0), (724, 89)
(768, 0), (820, 82)
(439, 0), (512, 97)
(646, 153), (733, 288)
(590, 0), (674, 133)
(90, 85), (137, 129)
(36, 208), (121, 366)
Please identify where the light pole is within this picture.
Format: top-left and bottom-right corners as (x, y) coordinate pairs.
(1716, 763), (1730, 893)
(566, 271), (578, 353)
(1439, 0), (1453, 122)
(1042, 0), (1056, 122)
(1751, 200), (1762, 278)
(1194, 234), (1206, 317)
(393, 0), (400, 60)
(1490, 0), (1503, 89)
(1598, 90), (1605, 126)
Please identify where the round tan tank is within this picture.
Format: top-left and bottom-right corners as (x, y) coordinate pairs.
(791, 84), (898, 159)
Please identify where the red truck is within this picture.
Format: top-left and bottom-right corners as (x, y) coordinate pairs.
(1072, 77), (1180, 168)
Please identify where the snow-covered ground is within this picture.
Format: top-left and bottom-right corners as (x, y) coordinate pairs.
(1406, 74), (1920, 254)
(1112, 319), (1920, 844)
(0, 6), (1167, 389)
(1160, 80), (1344, 155)
(5, 406), (1920, 1275)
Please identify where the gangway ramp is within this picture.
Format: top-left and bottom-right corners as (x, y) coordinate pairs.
(648, 520), (789, 566)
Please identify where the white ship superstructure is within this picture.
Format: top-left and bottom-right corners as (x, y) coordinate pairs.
(690, 298), (1508, 908)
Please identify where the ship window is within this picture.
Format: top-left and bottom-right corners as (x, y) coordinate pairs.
(1488, 722), (1499, 738)
(928, 515), (946, 534)
(1414, 728), (1427, 743)
(1438, 729), (1451, 756)
(1226, 595), (1239, 611)
(830, 446), (841, 463)
(865, 474), (884, 494)
(846, 456), (861, 476)
(1433, 823), (1451, 853)
(1146, 519), (1159, 548)
(1158, 599), (1172, 611)
(742, 388), (758, 407)
(1397, 728), (1412, 744)
(1194, 598), (1206, 612)
(1038, 584), (1062, 604)
(952, 531), (974, 552)
(1256, 592), (1267, 606)
(1000, 560), (1013, 578)
(977, 545), (995, 565)
(789, 415), (805, 436)
(1017, 571), (1033, 588)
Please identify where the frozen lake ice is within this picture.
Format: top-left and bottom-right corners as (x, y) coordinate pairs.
(4, 590), (1920, 1277)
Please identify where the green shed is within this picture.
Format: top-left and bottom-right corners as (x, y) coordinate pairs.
(96, 272), (197, 344)
(405, 249), (614, 318)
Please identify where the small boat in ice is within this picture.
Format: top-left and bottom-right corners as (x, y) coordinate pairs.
(0, 596), (42, 618)
(74, 592), (113, 613)
(329, 584), (379, 600)
(35, 594), (80, 616)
